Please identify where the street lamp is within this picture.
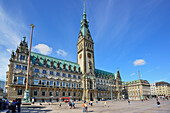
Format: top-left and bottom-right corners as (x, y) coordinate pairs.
(22, 24), (34, 104)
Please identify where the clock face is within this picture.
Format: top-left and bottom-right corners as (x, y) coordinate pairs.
(88, 53), (91, 58)
(79, 54), (82, 59)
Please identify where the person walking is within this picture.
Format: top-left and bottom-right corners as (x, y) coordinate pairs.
(82, 101), (87, 112)
(157, 100), (160, 108)
(59, 102), (61, 107)
(128, 100), (130, 105)
(90, 101), (93, 106)
(16, 100), (21, 113)
(72, 101), (75, 109)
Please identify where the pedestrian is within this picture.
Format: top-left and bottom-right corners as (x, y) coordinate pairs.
(90, 101), (93, 106)
(12, 100), (16, 113)
(157, 100), (160, 108)
(82, 101), (87, 112)
(96, 101), (98, 104)
(59, 102), (61, 107)
(128, 100), (130, 105)
(16, 100), (21, 113)
(104, 101), (107, 107)
(68, 101), (72, 109)
(72, 101), (75, 109)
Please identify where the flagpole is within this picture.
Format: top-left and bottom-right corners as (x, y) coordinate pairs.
(22, 24), (34, 104)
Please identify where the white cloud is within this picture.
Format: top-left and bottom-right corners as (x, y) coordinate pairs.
(0, 4), (28, 81)
(0, 5), (29, 49)
(56, 49), (67, 57)
(33, 44), (52, 55)
(133, 59), (146, 66)
(130, 73), (136, 76)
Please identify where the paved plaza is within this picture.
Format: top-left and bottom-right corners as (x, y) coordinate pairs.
(12, 99), (170, 113)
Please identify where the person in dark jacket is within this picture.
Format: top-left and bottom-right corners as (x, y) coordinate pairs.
(16, 100), (21, 112)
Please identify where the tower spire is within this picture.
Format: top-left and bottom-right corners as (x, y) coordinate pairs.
(83, 0), (86, 20)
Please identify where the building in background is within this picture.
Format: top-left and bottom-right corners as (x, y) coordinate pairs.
(5, 5), (122, 102)
(156, 81), (170, 97)
(122, 79), (150, 100)
(150, 83), (157, 97)
(0, 80), (6, 93)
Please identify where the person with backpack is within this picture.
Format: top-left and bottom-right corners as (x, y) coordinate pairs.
(82, 101), (87, 112)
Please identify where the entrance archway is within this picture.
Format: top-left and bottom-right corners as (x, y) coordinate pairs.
(90, 93), (93, 101)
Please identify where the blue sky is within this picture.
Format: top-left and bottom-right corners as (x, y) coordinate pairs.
(0, 0), (170, 83)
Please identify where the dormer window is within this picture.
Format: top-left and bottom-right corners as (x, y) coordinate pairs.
(35, 57), (39, 65)
(50, 61), (54, 68)
(73, 66), (76, 72)
(78, 67), (81, 73)
(57, 62), (60, 69)
(63, 63), (66, 70)
(68, 65), (71, 71)
(43, 59), (47, 67)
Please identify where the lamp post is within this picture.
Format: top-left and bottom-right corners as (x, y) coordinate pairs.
(82, 74), (86, 101)
(138, 70), (141, 100)
(22, 24), (34, 104)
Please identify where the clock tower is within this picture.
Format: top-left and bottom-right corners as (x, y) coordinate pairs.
(77, 3), (97, 101)
(77, 7), (95, 75)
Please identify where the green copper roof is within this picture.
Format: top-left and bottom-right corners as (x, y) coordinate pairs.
(31, 52), (81, 73)
(80, 5), (89, 37)
(122, 79), (149, 85)
(95, 69), (116, 80)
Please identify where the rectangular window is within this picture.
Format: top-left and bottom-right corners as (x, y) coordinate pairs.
(63, 73), (66, 77)
(42, 91), (45, 96)
(68, 74), (71, 78)
(18, 77), (23, 85)
(42, 80), (46, 85)
(34, 79), (39, 85)
(16, 65), (21, 69)
(74, 92), (76, 96)
(50, 81), (53, 86)
(34, 90), (37, 96)
(77, 84), (80, 88)
(50, 71), (53, 75)
(63, 92), (65, 96)
(23, 66), (27, 70)
(22, 55), (25, 60)
(18, 89), (22, 95)
(35, 69), (39, 73)
(68, 83), (71, 87)
(73, 75), (76, 79)
(78, 76), (81, 79)
(56, 72), (60, 76)
(73, 83), (76, 88)
(57, 81), (60, 87)
(49, 91), (53, 96)
(62, 82), (66, 87)
(56, 91), (59, 96)
(68, 92), (71, 96)
(43, 70), (46, 74)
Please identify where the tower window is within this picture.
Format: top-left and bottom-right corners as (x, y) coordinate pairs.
(18, 89), (22, 95)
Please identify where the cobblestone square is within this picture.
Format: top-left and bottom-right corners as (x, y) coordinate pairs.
(16, 99), (170, 113)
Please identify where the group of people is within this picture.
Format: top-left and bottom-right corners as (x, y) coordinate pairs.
(1, 98), (9, 110)
(68, 101), (75, 109)
(1, 98), (21, 113)
(11, 99), (21, 113)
